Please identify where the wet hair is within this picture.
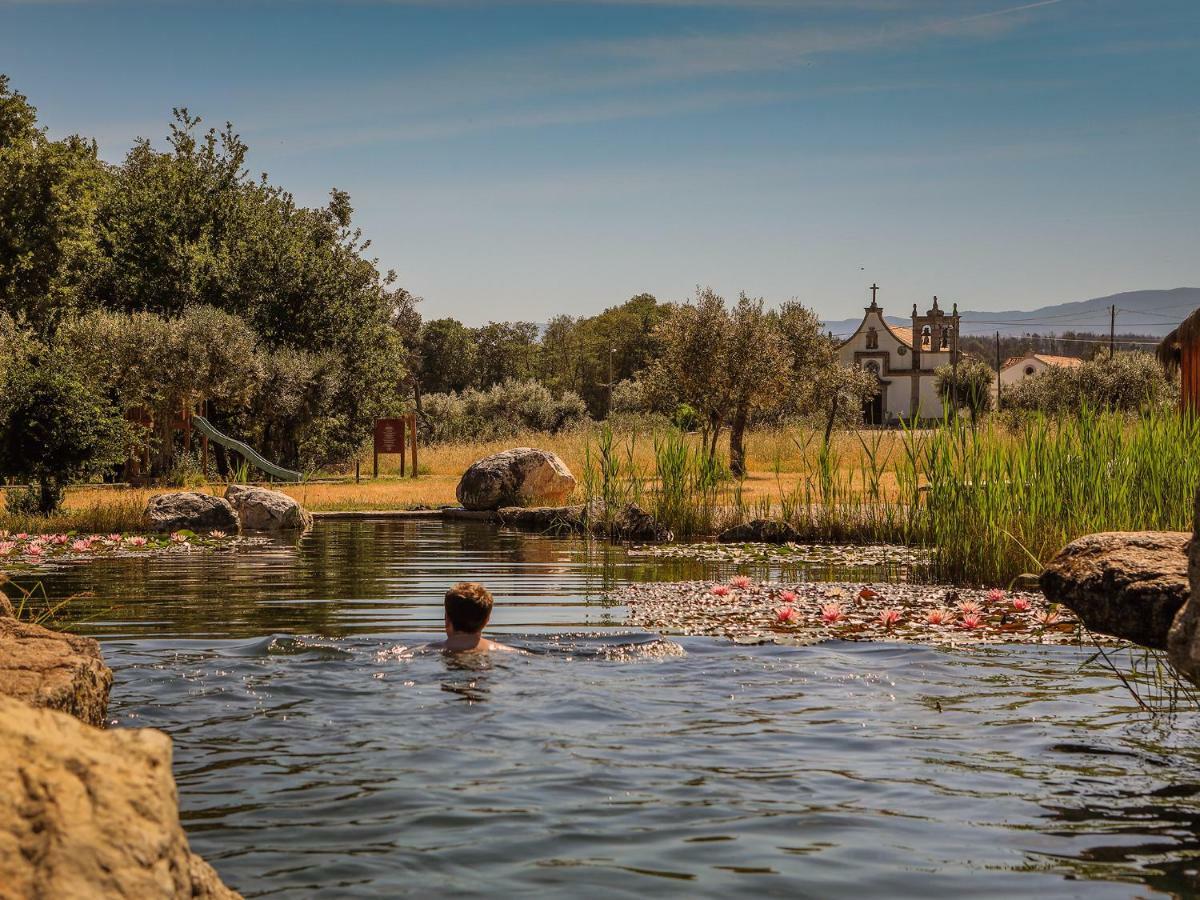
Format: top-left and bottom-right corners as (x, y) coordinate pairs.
(444, 582), (494, 633)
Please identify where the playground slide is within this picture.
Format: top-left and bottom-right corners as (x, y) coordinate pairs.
(191, 415), (303, 483)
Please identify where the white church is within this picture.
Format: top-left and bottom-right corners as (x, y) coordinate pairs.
(836, 286), (961, 425)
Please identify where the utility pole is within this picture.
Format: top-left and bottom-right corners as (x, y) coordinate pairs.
(1110, 304), (1116, 358)
(995, 331), (1002, 410)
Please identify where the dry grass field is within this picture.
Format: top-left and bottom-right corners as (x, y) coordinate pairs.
(1, 426), (913, 532)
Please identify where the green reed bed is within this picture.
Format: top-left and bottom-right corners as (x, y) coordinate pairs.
(582, 410), (1200, 586)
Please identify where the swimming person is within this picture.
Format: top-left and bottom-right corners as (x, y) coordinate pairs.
(427, 581), (517, 653)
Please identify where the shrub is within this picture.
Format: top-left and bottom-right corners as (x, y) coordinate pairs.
(3, 485), (45, 517)
(420, 378), (589, 444)
(0, 363), (128, 513)
(1002, 351), (1175, 414)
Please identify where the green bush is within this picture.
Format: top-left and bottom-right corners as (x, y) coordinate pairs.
(0, 363), (128, 513)
(1002, 351), (1175, 414)
(3, 485), (46, 517)
(420, 378), (589, 444)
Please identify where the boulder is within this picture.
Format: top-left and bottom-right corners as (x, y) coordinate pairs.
(0, 612), (112, 726)
(1039, 531), (1190, 650)
(225, 485), (312, 531)
(718, 519), (803, 544)
(456, 448), (576, 511)
(145, 492), (239, 534)
(0, 695), (241, 899)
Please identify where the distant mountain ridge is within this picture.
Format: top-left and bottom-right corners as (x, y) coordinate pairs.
(821, 288), (1200, 340)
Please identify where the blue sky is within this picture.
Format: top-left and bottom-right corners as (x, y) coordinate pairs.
(1, 0), (1197, 324)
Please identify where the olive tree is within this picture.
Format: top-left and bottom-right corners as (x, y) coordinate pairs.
(935, 358), (995, 423)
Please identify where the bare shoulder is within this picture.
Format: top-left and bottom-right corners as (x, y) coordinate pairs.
(485, 639), (522, 653)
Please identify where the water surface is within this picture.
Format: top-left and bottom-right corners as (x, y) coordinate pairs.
(32, 519), (1200, 898)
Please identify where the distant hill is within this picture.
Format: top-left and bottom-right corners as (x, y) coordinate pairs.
(822, 288), (1200, 340)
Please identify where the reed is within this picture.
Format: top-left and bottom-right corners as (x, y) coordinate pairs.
(580, 409), (1200, 586)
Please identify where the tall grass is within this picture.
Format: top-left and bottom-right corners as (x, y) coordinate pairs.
(581, 409), (1200, 585)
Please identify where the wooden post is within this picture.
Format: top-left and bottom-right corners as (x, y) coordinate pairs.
(399, 416), (407, 477)
(409, 412), (418, 478)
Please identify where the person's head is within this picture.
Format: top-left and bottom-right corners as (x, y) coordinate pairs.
(444, 582), (494, 635)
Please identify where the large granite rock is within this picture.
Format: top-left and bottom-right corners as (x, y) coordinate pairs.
(1040, 531), (1190, 650)
(456, 448), (576, 511)
(0, 695), (241, 899)
(0, 611), (113, 725)
(225, 485), (312, 531)
(145, 492), (239, 533)
(718, 519), (803, 544)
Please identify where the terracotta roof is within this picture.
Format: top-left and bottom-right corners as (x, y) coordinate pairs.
(1001, 352), (1084, 371)
(1034, 354), (1084, 368)
(888, 325), (914, 348)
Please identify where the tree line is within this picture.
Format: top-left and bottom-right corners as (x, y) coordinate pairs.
(0, 73), (1177, 512)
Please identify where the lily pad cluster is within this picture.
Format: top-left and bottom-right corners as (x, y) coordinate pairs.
(628, 541), (932, 568)
(615, 577), (1089, 646)
(0, 528), (257, 570)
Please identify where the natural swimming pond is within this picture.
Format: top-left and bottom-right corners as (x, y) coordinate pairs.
(31, 519), (1200, 898)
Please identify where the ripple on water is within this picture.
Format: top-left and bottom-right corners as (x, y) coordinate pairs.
(23, 519), (1200, 898)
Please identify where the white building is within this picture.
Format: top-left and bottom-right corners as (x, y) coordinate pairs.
(999, 351), (1083, 388)
(837, 286), (961, 425)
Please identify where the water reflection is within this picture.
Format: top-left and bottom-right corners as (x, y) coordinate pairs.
(23, 520), (1200, 898)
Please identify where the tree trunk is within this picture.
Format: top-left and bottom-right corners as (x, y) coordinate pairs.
(37, 479), (59, 515)
(729, 406), (749, 478)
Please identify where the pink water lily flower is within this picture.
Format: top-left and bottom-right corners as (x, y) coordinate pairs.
(959, 612), (983, 629)
(127, 536), (148, 548)
(730, 575), (752, 590)
(208, 530), (227, 539)
(0, 542), (15, 556)
(957, 599), (982, 617)
(926, 608), (952, 625)
(50, 534), (70, 546)
(779, 590), (797, 604)
(877, 608), (902, 629)
(25, 545), (44, 557)
(1012, 597), (1031, 613)
(1035, 608), (1061, 626)
(169, 532), (188, 544)
(820, 603), (845, 624)
(776, 606), (799, 624)
(70, 540), (90, 553)
(108, 534), (123, 543)
(986, 588), (1006, 604)
(14, 533), (28, 541)
(711, 585), (731, 597)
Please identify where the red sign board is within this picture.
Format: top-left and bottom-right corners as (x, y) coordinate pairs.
(374, 418), (406, 455)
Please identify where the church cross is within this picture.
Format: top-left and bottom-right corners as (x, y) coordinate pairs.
(870, 283), (879, 303)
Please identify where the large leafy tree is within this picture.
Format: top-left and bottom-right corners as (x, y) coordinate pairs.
(0, 76), (105, 335)
(417, 317), (480, 394)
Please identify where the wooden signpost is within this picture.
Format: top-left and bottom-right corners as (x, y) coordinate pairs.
(373, 414), (418, 478)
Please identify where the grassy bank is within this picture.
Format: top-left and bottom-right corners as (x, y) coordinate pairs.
(6, 412), (1195, 587)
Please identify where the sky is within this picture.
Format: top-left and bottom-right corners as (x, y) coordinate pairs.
(1, 0), (1197, 325)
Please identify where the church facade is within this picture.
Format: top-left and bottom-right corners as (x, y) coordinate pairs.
(836, 287), (961, 425)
